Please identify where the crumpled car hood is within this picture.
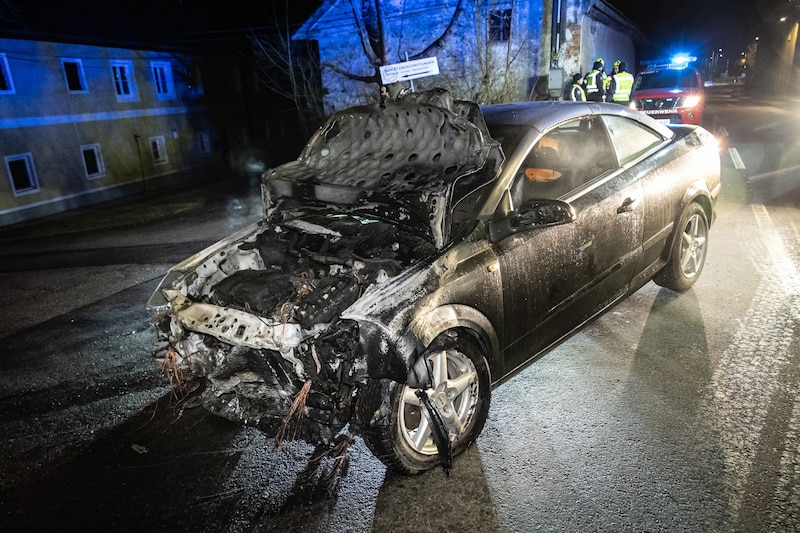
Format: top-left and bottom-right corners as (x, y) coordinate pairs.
(262, 89), (503, 249)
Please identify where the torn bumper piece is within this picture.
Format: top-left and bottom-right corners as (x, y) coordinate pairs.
(163, 289), (325, 374)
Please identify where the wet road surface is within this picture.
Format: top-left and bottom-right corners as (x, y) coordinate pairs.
(2, 91), (800, 531)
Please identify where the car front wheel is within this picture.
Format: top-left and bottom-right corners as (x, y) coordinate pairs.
(357, 333), (491, 475)
(654, 202), (709, 291)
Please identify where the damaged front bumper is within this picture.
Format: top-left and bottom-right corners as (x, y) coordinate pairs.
(146, 214), (433, 444)
(149, 291), (363, 443)
(146, 224), (368, 442)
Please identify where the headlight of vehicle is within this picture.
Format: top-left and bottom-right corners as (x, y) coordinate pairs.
(629, 100), (642, 111)
(678, 95), (701, 108)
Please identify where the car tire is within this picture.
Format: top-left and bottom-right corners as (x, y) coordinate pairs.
(357, 332), (491, 475)
(654, 202), (709, 292)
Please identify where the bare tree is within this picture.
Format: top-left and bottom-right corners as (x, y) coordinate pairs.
(0, 0), (24, 28)
(249, 7), (325, 138)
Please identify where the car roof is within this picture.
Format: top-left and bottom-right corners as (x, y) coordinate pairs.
(480, 100), (674, 139)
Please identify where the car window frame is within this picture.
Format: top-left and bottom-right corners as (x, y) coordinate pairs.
(481, 107), (675, 221)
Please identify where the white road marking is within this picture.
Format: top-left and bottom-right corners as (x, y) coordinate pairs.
(705, 204), (800, 524)
(728, 147), (746, 170)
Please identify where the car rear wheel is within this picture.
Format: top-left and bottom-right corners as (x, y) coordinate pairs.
(654, 202), (709, 291)
(357, 333), (491, 475)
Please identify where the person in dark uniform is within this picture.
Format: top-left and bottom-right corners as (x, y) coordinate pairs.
(570, 73), (586, 101)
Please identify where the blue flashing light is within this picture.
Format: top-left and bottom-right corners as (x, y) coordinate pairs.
(670, 54), (697, 68)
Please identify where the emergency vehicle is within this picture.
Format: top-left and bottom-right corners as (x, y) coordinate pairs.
(630, 56), (705, 125)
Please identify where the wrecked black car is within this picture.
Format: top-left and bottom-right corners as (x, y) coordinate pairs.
(147, 89), (720, 475)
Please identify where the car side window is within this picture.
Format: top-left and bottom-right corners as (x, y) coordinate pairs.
(511, 116), (616, 205)
(603, 115), (666, 166)
(567, 116), (617, 185)
(511, 131), (571, 204)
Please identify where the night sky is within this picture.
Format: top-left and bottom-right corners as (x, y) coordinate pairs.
(0, 0), (321, 51)
(0, 1), (787, 61)
(611, 0), (779, 59)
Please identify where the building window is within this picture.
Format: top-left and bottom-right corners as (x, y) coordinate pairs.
(151, 61), (175, 99)
(81, 144), (106, 179)
(109, 60), (138, 102)
(488, 9), (512, 42)
(0, 53), (16, 94)
(197, 131), (211, 154)
(62, 58), (88, 93)
(149, 135), (167, 164)
(5, 153), (39, 196)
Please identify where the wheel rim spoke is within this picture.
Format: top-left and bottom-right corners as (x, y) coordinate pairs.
(680, 245), (695, 272)
(450, 410), (466, 434)
(430, 350), (448, 386)
(402, 386), (422, 406)
(679, 215), (707, 277)
(411, 414), (432, 449)
(449, 370), (477, 397)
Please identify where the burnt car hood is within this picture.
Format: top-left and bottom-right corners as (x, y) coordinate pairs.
(262, 90), (503, 249)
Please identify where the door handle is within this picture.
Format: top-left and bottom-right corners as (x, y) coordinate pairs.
(617, 197), (639, 213)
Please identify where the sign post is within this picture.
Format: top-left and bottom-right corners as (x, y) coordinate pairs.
(379, 57), (440, 88)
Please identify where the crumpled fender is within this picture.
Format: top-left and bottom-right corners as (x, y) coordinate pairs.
(343, 259), (500, 383)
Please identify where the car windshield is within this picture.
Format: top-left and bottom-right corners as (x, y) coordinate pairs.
(483, 124), (531, 156)
(636, 69), (698, 90)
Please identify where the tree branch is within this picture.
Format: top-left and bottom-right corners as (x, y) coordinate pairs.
(408, 0), (465, 61)
(321, 61), (379, 83)
(348, 0), (380, 66)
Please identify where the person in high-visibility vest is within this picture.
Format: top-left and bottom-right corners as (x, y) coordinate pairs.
(585, 58), (607, 102)
(609, 60), (634, 105)
(569, 73), (586, 101)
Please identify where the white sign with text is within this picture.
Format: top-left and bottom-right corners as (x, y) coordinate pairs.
(379, 57), (440, 84)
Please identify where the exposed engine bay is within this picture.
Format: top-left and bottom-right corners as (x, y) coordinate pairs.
(150, 215), (436, 442)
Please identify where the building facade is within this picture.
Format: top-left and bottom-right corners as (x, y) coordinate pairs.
(0, 37), (227, 227)
(293, 0), (639, 114)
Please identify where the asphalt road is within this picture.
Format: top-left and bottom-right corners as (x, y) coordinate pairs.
(2, 87), (800, 532)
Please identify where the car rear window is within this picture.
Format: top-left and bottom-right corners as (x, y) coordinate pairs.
(603, 116), (666, 166)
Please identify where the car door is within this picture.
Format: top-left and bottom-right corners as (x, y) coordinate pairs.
(493, 115), (644, 372)
(601, 114), (677, 277)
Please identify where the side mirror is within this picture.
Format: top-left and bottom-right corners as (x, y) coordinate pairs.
(489, 199), (576, 242)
